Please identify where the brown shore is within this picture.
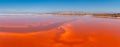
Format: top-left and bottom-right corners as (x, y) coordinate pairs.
(47, 13), (120, 18)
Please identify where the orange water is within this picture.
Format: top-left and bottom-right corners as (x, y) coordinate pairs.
(0, 15), (120, 47)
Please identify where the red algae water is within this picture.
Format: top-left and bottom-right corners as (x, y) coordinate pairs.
(0, 15), (120, 47)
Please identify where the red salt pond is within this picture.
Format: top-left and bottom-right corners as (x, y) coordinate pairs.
(0, 15), (120, 47)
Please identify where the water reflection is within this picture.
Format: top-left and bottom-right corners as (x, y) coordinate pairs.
(0, 17), (78, 33)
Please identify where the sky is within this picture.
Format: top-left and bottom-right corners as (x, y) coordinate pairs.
(0, 0), (120, 13)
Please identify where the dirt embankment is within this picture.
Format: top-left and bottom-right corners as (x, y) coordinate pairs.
(93, 13), (120, 18)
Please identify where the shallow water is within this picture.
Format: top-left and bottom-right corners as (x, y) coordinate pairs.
(0, 15), (120, 47)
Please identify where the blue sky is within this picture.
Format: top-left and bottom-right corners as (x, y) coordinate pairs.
(0, 0), (120, 13)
